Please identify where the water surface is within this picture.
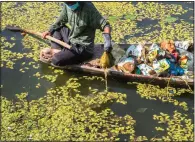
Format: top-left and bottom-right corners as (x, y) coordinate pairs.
(1, 1), (194, 140)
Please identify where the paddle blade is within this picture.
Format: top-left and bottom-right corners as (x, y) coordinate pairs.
(6, 26), (23, 32)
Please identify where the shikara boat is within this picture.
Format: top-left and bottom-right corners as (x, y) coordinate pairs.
(42, 44), (194, 88)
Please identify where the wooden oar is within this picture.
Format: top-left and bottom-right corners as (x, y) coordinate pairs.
(6, 26), (71, 49)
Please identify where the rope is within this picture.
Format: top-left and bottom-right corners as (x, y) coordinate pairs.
(173, 76), (193, 92)
(104, 68), (108, 92)
(166, 75), (172, 97)
(166, 75), (193, 97)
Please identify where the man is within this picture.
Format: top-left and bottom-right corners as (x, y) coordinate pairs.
(41, 2), (112, 66)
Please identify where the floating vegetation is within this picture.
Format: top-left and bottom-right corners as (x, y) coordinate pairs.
(94, 2), (193, 43)
(1, 78), (136, 141)
(124, 14), (137, 20)
(53, 69), (64, 75)
(132, 136), (148, 141)
(135, 83), (193, 111)
(1, 37), (20, 69)
(1, 2), (193, 70)
(1, 2), (60, 71)
(164, 16), (178, 23)
(151, 111), (194, 141)
(35, 83), (41, 88)
(79, 76), (105, 81)
(1, 2), (194, 141)
(41, 74), (58, 83)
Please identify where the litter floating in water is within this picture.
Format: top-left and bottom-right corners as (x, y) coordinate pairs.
(136, 108), (148, 113)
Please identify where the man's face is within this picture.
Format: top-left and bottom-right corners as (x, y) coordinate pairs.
(64, 1), (77, 6)
(64, 1), (79, 11)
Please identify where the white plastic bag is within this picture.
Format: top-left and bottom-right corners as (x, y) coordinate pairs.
(175, 41), (191, 50)
(137, 64), (155, 76)
(126, 44), (143, 57)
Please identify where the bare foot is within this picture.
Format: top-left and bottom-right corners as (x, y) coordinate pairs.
(51, 49), (61, 56)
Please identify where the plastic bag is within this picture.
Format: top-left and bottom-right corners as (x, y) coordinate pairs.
(177, 48), (193, 71)
(148, 49), (158, 62)
(100, 52), (114, 68)
(160, 40), (175, 53)
(126, 44), (143, 58)
(137, 64), (156, 76)
(115, 57), (136, 73)
(179, 55), (188, 71)
(110, 43), (126, 65)
(175, 41), (191, 50)
(167, 60), (184, 76)
(152, 59), (170, 74)
(171, 51), (179, 61)
(147, 43), (165, 62)
(135, 67), (141, 74)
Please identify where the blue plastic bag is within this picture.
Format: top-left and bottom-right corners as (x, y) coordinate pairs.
(167, 60), (184, 76)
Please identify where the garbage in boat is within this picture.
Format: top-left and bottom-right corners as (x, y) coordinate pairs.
(114, 57), (136, 73)
(39, 40), (193, 83)
(147, 43), (166, 62)
(113, 40), (193, 79)
(152, 59), (170, 75)
(167, 60), (185, 76)
(174, 41), (193, 51)
(160, 40), (175, 53)
(137, 63), (156, 76)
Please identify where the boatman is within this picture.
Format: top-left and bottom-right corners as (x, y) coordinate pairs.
(41, 1), (112, 66)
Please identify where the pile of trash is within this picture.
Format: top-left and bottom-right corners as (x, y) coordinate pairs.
(114, 40), (194, 79)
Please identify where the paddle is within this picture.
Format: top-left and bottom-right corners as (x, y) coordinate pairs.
(6, 26), (71, 49)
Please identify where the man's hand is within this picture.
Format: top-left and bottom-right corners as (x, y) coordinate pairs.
(42, 31), (51, 39)
(103, 33), (112, 52)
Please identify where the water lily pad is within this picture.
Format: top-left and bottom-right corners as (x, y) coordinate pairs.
(108, 16), (120, 22)
(124, 14), (137, 20)
(164, 16), (178, 23)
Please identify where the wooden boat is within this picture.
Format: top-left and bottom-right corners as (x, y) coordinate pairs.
(42, 44), (194, 88)
(7, 26), (193, 87)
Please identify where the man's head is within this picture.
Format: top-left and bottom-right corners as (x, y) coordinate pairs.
(65, 1), (80, 11)
(65, 1), (77, 5)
